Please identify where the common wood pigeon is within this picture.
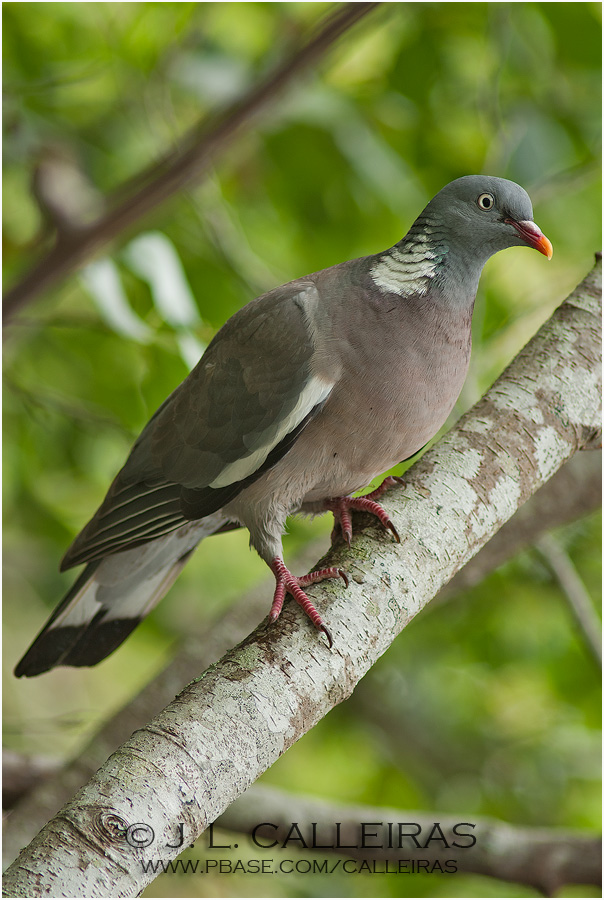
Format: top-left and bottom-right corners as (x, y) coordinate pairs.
(15, 175), (552, 676)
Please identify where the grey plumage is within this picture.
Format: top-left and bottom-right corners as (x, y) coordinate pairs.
(15, 175), (552, 676)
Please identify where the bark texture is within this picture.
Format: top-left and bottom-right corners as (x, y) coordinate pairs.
(3, 259), (601, 897)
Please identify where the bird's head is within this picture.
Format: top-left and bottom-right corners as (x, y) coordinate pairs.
(429, 175), (553, 263)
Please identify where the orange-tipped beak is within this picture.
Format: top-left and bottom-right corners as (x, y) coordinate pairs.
(505, 218), (553, 259)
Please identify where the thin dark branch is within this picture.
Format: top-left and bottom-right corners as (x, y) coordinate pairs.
(536, 533), (602, 668)
(2, 751), (57, 812)
(3, 2), (381, 323)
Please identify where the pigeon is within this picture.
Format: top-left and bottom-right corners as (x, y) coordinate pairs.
(15, 175), (552, 677)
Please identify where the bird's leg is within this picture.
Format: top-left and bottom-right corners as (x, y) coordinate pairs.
(326, 475), (405, 545)
(269, 557), (348, 648)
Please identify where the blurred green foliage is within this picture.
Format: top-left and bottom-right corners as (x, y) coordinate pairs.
(3, 3), (601, 897)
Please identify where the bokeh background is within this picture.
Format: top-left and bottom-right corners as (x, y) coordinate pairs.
(3, 3), (601, 897)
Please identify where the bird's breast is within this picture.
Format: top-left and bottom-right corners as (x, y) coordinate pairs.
(233, 295), (473, 519)
(299, 299), (473, 501)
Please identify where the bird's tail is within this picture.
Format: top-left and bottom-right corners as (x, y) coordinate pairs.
(14, 515), (230, 677)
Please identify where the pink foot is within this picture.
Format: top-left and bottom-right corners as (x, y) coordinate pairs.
(269, 557), (348, 648)
(326, 476), (405, 546)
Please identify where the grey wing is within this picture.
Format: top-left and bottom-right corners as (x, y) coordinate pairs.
(61, 282), (334, 570)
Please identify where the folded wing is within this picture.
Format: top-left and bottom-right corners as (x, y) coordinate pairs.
(62, 282), (334, 569)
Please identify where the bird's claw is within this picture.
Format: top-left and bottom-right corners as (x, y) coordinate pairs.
(327, 476), (405, 546)
(319, 623), (334, 649)
(337, 568), (350, 589)
(269, 558), (348, 648)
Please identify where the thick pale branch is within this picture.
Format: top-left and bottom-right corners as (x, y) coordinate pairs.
(217, 785), (602, 894)
(437, 447), (601, 599)
(3, 448), (600, 865)
(3, 260), (601, 897)
(2, 2), (380, 322)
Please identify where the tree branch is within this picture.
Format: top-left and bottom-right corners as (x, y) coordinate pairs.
(438, 447), (601, 601)
(3, 259), (600, 897)
(217, 784), (602, 894)
(2, 752), (57, 814)
(3, 448), (600, 865)
(535, 533), (602, 668)
(2, 2), (380, 323)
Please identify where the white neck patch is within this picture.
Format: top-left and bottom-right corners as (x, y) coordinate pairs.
(370, 244), (439, 296)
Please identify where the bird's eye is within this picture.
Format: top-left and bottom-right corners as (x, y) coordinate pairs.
(477, 192), (495, 210)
